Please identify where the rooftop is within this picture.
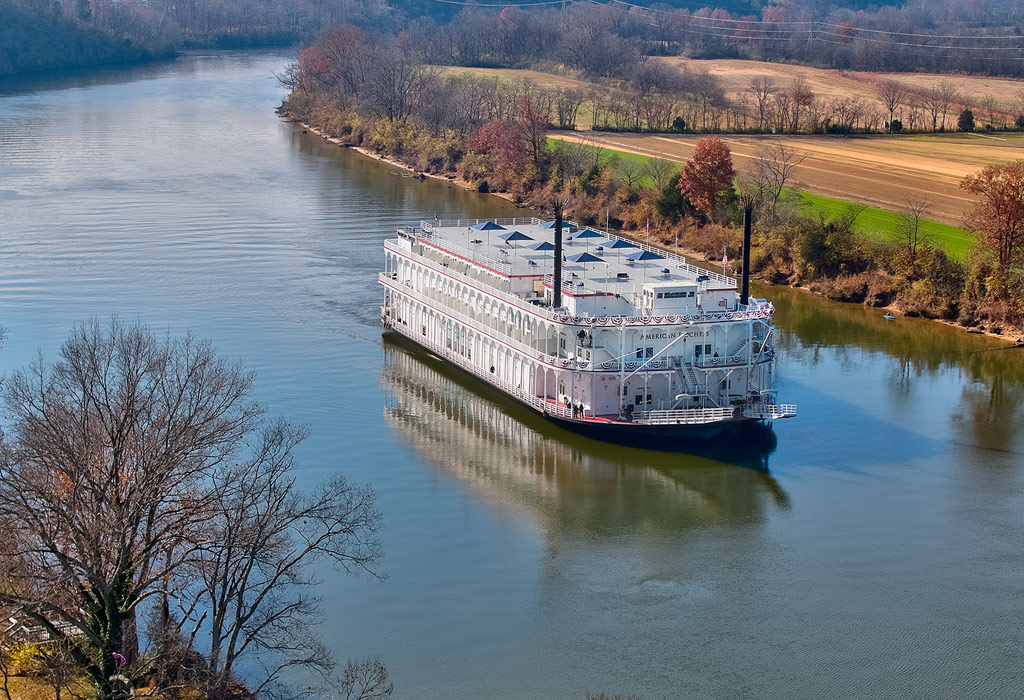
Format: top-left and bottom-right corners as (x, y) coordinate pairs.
(409, 217), (737, 297)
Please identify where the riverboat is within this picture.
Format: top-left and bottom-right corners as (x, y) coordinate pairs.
(379, 216), (795, 442)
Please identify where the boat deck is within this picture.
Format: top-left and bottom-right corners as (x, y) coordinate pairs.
(411, 217), (737, 297)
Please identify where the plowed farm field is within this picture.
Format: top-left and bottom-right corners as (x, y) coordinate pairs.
(550, 131), (1024, 226)
(658, 58), (1024, 114)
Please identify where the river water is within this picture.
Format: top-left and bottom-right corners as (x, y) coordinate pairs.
(1, 52), (1022, 700)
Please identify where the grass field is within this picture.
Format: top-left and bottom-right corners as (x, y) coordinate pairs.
(793, 191), (973, 260)
(547, 136), (975, 260)
(549, 130), (1020, 226)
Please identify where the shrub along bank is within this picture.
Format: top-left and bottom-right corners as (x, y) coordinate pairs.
(280, 32), (1024, 336)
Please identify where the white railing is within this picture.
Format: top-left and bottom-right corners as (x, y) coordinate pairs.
(385, 240), (560, 322)
(543, 272), (599, 296)
(743, 404), (797, 420)
(694, 351), (774, 369)
(421, 217), (545, 233)
(417, 218), (734, 287)
(630, 407), (736, 425)
(386, 239), (761, 327)
(387, 316), (573, 420)
(388, 319), (745, 427)
(381, 273), (560, 365)
(598, 230), (736, 288)
(417, 232), (514, 274)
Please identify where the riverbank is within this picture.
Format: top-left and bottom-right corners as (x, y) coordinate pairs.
(283, 116), (519, 205)
(285, 108), (1022, 343)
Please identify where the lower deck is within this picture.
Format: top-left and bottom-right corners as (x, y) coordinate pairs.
(381, 277), (794, 427)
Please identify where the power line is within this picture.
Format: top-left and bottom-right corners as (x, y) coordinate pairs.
(600, 0), (1024, 42)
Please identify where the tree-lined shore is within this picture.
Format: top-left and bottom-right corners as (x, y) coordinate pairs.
(281, 27), (1024, 337)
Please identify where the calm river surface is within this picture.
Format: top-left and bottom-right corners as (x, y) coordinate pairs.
(1, 52), (1023, 700)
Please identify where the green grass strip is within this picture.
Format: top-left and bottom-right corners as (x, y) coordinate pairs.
(546, 136), (974, 260)
(792, 190), (972, 261)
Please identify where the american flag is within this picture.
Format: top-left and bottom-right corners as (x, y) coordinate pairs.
(722, 251), (729, 266)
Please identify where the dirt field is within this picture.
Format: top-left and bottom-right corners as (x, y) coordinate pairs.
(660, 57), (880, 105)
(660, 58), (1024, 116)
(550, 131), (1024, 225)
(437, 62), (1024, 223)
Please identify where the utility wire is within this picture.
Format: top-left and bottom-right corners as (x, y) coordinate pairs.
(599, 0), (1024, 41)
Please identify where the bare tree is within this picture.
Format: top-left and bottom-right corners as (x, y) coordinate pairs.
(980, 95), (999, 127)
(788, 77), (814, 132)
(0, 318), (260, 699)
(197, 418), (382, 700)
(748, 75), (775, 131)
(554, 89), (585, 130)
(24, 640), (78, 700)
(922, 88), (944, 131)
(877, 80), (910, 133)
(362, 48), (432, 122)
(748, 142), (806, 220)
(937, 80), (959, 131)
(642, 157), (678, 191)
(0, 319), (381, 700)
(339, 657), (394, 700)
(617, 158), (645, 189)
(897, 199), (930, 263)
(0, 606), (18, 700)
(551, 135), (599, 185)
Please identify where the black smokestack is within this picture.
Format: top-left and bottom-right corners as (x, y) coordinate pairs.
(553, 204), (564, 308)
(741, 203), (752, 306)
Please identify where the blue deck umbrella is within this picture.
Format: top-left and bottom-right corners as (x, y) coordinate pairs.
(498, 230), (534, 260)
(471, 220), (506, 249)
(566, 251), (605, 285)
(574, 228), (603, 250)
(567, 251), (604, 263)
(626, 249), (665, 279)
(499, 230), (533, 243)
(528, 240), (555, 266)
(540, 220), (578, 232)
(626, 250), (664, 261)
(471, 221), (506, 231)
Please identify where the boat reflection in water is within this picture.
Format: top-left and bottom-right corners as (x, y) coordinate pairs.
(381, 334), (789, 534)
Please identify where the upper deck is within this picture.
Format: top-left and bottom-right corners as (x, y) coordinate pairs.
(389, 216), (771, 323)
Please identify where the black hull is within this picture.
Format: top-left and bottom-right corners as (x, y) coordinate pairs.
(544, 411), (778, 451)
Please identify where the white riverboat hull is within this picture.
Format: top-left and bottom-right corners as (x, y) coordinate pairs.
(383, 328), (780, 453)
(379, 216), (795, 448)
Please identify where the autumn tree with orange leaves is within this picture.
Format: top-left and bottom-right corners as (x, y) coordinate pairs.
(678, 136), (736, 223)
(960, 160), (1024, 274)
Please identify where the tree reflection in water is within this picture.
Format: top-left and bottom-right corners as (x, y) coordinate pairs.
(767, 284), (1024, 455)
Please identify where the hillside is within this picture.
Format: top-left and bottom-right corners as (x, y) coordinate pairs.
(0, 1), (168, 78)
